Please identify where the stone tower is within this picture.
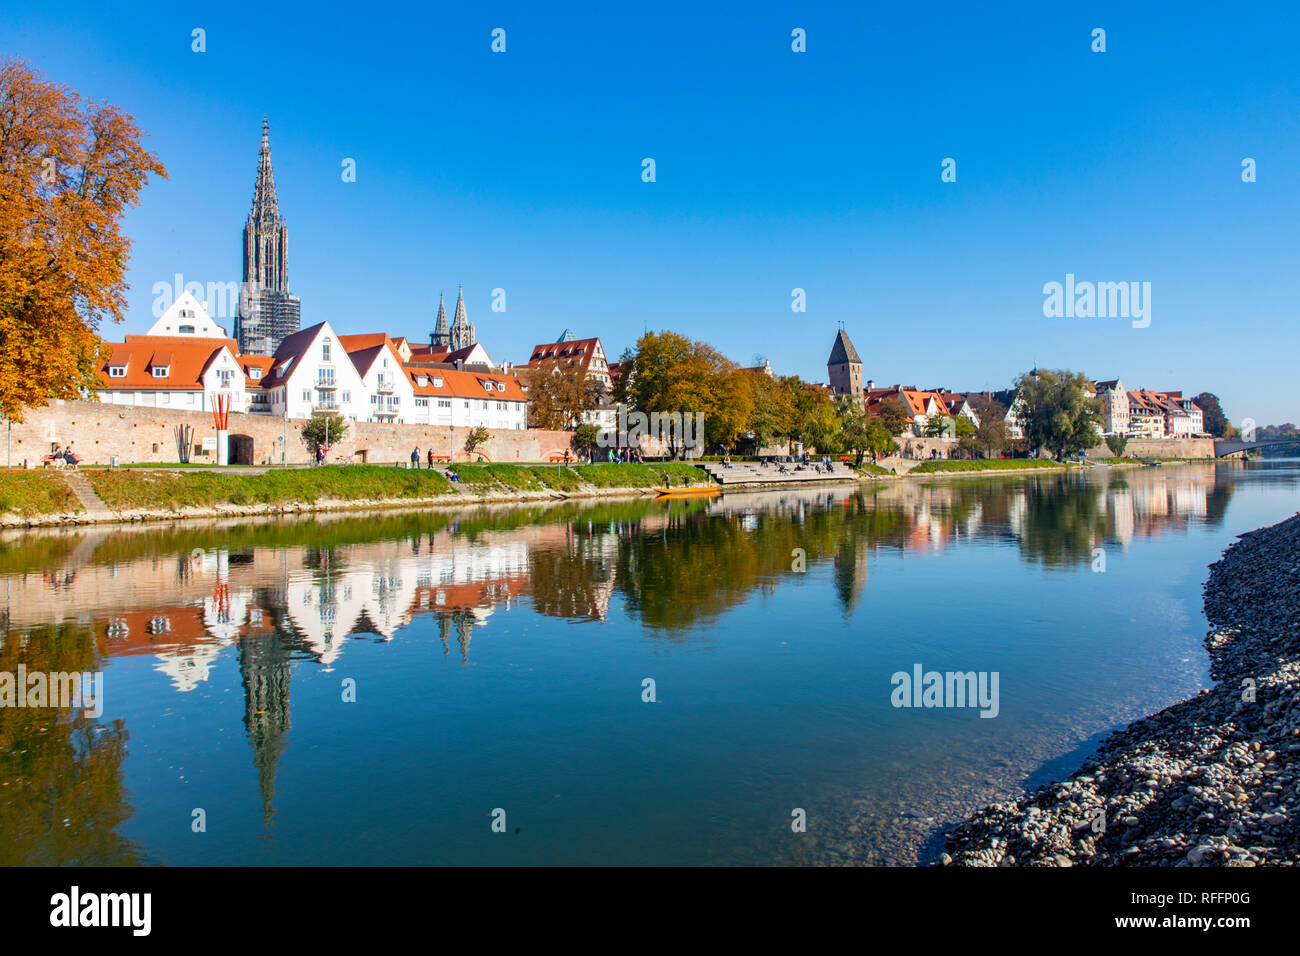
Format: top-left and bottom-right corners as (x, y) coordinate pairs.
(827, 328), (863, 399)
(430, 292), (451, 349)
(235, 118), (301, 355)
(448, 285), (475, 351)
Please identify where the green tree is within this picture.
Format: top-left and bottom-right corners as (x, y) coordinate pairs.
(572, 423), (600, 456)
(300, 411), (347, 455)
(1014, 369), (1104, 459)
(464, 425), (490, 455)
(1193, 392), (1232, 437)
(1105, 433), (1128, 457)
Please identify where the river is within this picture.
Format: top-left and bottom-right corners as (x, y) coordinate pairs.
(1, 461), (1297, 865)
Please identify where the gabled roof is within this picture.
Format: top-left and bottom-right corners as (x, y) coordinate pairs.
(827, 329), (861, 366)
(404, 367), (528, 401)
(99, 338), (240, 391)
(260, 322), (330, 389)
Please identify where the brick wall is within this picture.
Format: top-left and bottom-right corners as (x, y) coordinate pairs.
(3, 401), (582, 466)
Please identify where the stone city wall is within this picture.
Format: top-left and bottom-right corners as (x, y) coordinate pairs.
(3, 400), (587, 466)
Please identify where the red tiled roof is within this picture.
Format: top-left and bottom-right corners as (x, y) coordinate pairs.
(99, 338), (238, 391)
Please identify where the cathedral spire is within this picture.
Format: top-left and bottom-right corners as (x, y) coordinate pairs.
(430, 291), (450, 349)
(449, 284), (475, 351)
(250, 117), (280, 226)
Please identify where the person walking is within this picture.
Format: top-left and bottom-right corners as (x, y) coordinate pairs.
(428, 448), (435, 468)
(411, 446), (421, 469)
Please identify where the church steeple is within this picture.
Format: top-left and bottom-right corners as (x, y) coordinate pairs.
(430, 291), (450, 349)
(249, 116), (281, 229)
(236, 117), (300, 355)
(449, 284), (475, 351)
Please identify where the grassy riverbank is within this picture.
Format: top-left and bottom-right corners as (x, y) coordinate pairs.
(0, 470), (83, 516)
(909, 459), (1065, 474)
(0, 462), (714, 519)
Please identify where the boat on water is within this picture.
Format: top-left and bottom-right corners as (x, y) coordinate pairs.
(653, 485), (722, 498)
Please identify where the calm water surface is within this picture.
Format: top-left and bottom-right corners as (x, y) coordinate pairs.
(2, 461), (1298, 865)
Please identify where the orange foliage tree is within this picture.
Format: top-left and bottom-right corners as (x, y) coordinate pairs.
(0, 58), (166, 421)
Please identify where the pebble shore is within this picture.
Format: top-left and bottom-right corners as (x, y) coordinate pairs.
(943, 511), (1300, 867)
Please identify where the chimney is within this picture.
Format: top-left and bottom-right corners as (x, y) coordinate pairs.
(866, 379), (875, 391)
(455, 359), (463, 371)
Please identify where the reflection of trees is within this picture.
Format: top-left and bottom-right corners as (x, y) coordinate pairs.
(1014, 475), (1109, 568)
(0, 622), (144, 865)
(529, 530), (614, 621)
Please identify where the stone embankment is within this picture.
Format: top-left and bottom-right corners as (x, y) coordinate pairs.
(943, 512), (1300, 867)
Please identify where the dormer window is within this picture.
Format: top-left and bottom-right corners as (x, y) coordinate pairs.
(152, 366), (169, 378)
(496, 382), (505, 392)
(432, 377), (443, 388)
(250, 368), (262, 380)
(109, 365), (126, 378)
(417, 376), (428, 386)
(483, 381), (493, 392)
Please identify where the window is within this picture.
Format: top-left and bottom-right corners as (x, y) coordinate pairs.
(322, 338), (331, 361)
(302, 390), (310, 402)
(437, 399), (451, 408)
(496, 382), (505, 392)
(152, 366), (169, 378)
(415, 398), (429, 408)
(371, 394), (378, 405)
(178, 325), (195, 334)
(219, 370), (232, 387)
(417, 376), (428, 386)
(342, 390), (351, 403)
(109, 365), (126, 378)
(250, 368), (262, 380)
(432, 377), (443, 388)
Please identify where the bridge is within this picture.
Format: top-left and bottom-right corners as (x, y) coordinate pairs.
(1213, 437), (1300, 457)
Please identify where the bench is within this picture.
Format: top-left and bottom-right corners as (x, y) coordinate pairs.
(547, 454), (571, 462)
(429, 454), (452, 462)
(42, 455), (72, 469)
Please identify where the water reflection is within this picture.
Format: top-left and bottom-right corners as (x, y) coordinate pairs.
(0, 462), (1291, 865)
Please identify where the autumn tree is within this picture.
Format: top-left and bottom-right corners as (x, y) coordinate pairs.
(966, 394), (1010, 458)
(521, 364), (599, 430)
(0, 59), (166, 421)
(876, 397), (913, 437)
(625, 331), (754, 454)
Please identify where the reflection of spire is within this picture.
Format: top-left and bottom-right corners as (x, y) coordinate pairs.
(238, 630), (292, 828)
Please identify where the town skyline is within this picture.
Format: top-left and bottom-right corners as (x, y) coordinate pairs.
(4, 3), (1298, 425)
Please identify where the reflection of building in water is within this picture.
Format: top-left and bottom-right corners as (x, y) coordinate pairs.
(238, 625), (293, 826)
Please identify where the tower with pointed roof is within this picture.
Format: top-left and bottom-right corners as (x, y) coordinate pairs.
(235, 118), (301, 355)
(430, 292), (451, 349)
(448, 285), (475, 351)
(827, 327), (863, 399)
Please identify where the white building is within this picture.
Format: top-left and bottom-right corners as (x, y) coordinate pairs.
(144, 291), (230, 339)
(261, 322), (368, 421)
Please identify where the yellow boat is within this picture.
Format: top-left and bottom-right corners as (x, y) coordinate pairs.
(653, 485), (722, 497)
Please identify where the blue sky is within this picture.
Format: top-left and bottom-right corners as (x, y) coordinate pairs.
(4, 1), (1298, 424)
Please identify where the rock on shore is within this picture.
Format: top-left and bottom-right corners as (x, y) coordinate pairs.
(943, 512), (1300, 867)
